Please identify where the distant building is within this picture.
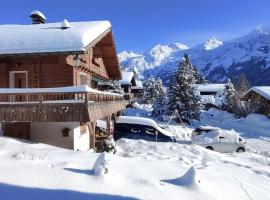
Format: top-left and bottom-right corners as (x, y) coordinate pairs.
(118, 71), (144, 97)
(197, 84), (226, 108)
(241, 86), (270, 117)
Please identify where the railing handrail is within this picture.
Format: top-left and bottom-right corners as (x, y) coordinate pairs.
(0, 90), (125, 104)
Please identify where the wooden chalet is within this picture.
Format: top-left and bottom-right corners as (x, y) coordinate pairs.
(117, 71), (144, 98)
(0, 12), (127, 150)
(241, 86), (270, 117)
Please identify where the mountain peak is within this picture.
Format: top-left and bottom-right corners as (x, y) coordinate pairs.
(204, 37), (223, 51)
(255, 26), (270, 35)
(118, 50), (141, 62)
(168, 43), (189, 50)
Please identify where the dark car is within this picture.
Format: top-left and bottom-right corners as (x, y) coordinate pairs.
(114, 116), (175, 142)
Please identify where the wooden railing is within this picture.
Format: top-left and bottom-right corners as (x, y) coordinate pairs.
(0, 91), (124, 105)
(0, 87), (127, 122)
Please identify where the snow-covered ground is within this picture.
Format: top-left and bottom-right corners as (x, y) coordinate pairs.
(0, 135), (269, 200)
(197, 108), (270, 156)
(0, 106), (270, 200)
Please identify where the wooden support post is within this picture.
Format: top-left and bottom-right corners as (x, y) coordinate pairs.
(106, 115), (112, 135)
(87, 121), (96, 149)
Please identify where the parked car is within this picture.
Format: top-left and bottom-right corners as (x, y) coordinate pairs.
(192, 129), (246, 153)
(114, 116), (176, 142)
(191, 125), (220, 137)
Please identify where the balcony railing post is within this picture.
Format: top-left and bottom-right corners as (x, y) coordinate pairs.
(85, 92), (88, 104)
(38, 93), (43, 106)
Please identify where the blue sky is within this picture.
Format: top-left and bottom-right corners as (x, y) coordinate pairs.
(0, 0), (269, 52)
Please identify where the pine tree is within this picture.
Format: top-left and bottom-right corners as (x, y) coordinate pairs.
(193, 65), (206, 84)
(167, 54), (203, 123)
(152, 79), (167, 119)
(235, 73), (250, 95)
(224, 79), (236, 113)
(142, 77), (164, 104)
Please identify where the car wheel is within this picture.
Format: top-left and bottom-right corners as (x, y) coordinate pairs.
(206, 146), (214, 151)
(236, 147), (245, 153)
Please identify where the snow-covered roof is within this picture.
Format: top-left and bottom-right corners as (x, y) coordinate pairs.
(30, 10), (46, 20)
(248, 86), (270, 100)
(200, 95), (224, 106)
(115, 116), (174, 137)
(118, 71), (135, 85)
(131, 80), (143, 90)
(198, 125), (220, 131)
(0, 21), (111, 55)
(0, 85), (123, 96)
(197, 84), (226, 93)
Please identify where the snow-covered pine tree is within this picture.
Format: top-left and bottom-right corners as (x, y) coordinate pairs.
(142, 77), (164, 104)
(224, 79), (236, 112)
(167, 54), (203, 123)
(192, 64), (206, 84)
(235, 73), (250, 95)
(152, 79), (167, 119)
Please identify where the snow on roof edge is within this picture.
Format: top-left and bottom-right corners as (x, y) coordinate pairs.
(248, 86), (270, 100)
(0, 21), (111, 55)
(0, 85), (123, 96)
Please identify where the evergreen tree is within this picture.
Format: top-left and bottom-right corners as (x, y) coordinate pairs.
(235, 73), (250, 95)
(193, 65), (206, 84)
(167, 54), (203, 123)
(183, 54), (206, 84)
(142, 77), (165, 104)
(152, 79), (167, 119)
(224, 79), (236, 113)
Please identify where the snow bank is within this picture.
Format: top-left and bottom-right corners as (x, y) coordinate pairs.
(244, 114), (270, 129)
(200, 95), (224, 106)
(0, 136), (270, 200)
(93, 152), (110, 176)
(163, 166), (200, 188)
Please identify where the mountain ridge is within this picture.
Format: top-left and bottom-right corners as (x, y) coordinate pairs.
(119, 27), (270, 86)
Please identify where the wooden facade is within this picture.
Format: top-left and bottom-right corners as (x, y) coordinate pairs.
(0, 28), (125, 150)
(241, 90), (270, 117)
(0, 30), (121, 89)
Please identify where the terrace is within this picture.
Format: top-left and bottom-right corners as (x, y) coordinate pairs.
(0, 85), (127, 123)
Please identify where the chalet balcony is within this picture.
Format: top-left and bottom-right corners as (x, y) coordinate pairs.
(0, 86), (127, 123)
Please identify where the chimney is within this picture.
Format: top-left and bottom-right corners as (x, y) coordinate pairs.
(30, 10), (46, 24)
(61, 19), (72, 29)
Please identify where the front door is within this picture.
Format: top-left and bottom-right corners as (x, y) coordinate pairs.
(14, 73), (27, 88)
(12, 72), (27, 101)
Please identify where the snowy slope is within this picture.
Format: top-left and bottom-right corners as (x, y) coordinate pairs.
(0, 135), (269, 200)
(119, 26), (270, 85)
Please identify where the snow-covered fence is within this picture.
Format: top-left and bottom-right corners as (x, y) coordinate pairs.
(0, 85), (124, 104)
(0, 86), (127, 122)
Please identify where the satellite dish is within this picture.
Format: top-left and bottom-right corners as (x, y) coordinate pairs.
(61, 19), (72, 29)
(30, 10), (46, 24)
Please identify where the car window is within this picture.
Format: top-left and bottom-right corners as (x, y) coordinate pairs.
(219, 136), (227, 143)
(145, 128), (157, 135)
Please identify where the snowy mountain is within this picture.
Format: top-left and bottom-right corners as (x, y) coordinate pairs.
(119, 26), (270, 86)
(119, 43), (188, 79)
(203, 37), (223, 50)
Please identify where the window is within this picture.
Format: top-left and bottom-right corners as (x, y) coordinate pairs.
(91, 80), (98, 89)
(80, 73), (89, 86)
